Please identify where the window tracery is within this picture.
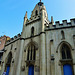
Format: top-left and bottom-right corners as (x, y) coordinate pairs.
(27, 44), (36, 61)
(61, 44), (71, 59)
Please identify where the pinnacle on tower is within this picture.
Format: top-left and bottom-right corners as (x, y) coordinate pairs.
(25, 11), (27, 18)
(24, 11), (28, 25)
(51, 16), (54, 24)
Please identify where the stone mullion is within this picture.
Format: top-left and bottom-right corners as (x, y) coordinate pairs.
(34, 46), (35, 60)
(29, 46), (31, 60)
(31, 45), (32, 60)
(33, 46), (34, 60)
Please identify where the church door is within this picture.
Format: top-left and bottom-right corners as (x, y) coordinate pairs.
(28, 65), (34, 75)
(63, 64), (73, 75)
(6, 66), (10, 75)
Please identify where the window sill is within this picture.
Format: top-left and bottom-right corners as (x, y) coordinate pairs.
(25, 60), (35, 62)
(60, 59), (72, 62)
(25, 60), (35, 66)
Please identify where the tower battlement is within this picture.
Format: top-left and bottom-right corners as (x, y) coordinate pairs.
(6, 33), (21, 45)
(26, 15), (41, 25)
(46, 18), (75, 30)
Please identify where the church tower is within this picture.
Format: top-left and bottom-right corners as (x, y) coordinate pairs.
(16, 1), (49, 75)
(1, 1), (75, 75)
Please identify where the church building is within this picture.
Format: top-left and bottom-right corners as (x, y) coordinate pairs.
(1, 1), (75, 75)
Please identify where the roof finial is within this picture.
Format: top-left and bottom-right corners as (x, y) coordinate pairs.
(40, 0), (41, 2)
(25, 11), (27, 18)
(51, 16), (54, 24)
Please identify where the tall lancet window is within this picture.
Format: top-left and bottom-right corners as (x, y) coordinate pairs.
(5, 52), (12, 75)
(61, 44), (73, 75)
(61, 44), (71, 59)
(61, 30), (65, 39)
(31, 27), (34, 37)
(27, 43), (36, 61)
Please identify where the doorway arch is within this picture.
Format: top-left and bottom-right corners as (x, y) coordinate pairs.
(57, 41), (73, 75)
(63, 64), (73, 75)
(59, 42), (73, 75)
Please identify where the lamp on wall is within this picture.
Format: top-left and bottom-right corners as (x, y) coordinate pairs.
(51, 54), (55, 61)
(21, 66), (25, 71)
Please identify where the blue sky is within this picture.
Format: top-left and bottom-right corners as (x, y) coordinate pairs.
(0, 0), (75, 38)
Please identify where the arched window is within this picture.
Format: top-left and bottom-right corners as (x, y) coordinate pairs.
(61, 44), (71, 59)
(0, 52), (3, 70)
(6, 52), (12, 66)
(27, 44), (36, 61)
(35, 10), (38, 16)
(5, 52), (12, 75)
(61, 30), (65, 39)
(31, 27), (34, 37)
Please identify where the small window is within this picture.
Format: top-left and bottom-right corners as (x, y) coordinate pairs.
(11, 44), (13, 50)
(61, 30), (65, 39)
(35, 10), (38, 16)
(31, 27), (34, 36)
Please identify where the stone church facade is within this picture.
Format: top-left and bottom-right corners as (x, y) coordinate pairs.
(1, 1), (75, 75)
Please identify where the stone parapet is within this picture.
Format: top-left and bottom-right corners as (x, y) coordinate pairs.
(45, 18), (75, 30)
(5, 33), (21, 45)
(26, 16), (41, 25)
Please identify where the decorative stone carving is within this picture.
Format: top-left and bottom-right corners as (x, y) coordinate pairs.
(12, 59), (14, 63)
(21, 66), (25, 71)
(35, 66), (40, 72)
